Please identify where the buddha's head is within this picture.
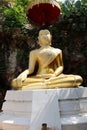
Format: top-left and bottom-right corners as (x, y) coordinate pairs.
(38, 29), (52, 46)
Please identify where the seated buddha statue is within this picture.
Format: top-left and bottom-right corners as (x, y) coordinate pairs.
(11, 29), (83, 90)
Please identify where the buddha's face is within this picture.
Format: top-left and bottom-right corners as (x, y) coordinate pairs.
(38, 30), (51, 46)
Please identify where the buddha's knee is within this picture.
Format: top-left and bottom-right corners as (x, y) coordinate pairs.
(75, 75), (83, 86)
(11, 78), (17, 88)
(11, 77), (22, 89)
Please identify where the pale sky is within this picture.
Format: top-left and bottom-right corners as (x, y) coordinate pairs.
(59, 0), (78, 2)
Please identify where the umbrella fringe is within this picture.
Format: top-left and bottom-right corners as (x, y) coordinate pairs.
(26, 0), (61, 26)
(27, 0), (61, 10)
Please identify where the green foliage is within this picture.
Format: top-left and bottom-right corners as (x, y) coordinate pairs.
(2, 0), (29, 31)
(61, 0), (87, 17)
(58, 0), (87, 32)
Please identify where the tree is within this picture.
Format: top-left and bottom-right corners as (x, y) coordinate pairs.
(2, 0), (29, 31)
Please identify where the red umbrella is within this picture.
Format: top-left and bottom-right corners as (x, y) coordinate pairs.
(26, 0), (61, 26)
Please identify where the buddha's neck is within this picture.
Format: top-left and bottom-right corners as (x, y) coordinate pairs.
(40, 45), (51, 49)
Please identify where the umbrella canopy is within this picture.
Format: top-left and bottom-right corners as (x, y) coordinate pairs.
(26, 0), (61, 26)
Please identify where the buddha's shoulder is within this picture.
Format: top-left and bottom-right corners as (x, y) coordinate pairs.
(30, 49), (38, 54)
(52, 47), (62, 54)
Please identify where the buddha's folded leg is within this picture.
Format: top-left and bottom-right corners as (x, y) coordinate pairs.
(22, 83), (47, 90)
(11, 77), (45, 89)
(11, 75), (83, 90)
(45, 74), (83, 88)
(19, 75), (83, 90)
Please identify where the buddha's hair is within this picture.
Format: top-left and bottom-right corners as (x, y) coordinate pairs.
(39, 29), (51, 35)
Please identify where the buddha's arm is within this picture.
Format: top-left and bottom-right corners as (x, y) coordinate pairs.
(28, 50), (37, 74)
(16, 50), (37, 86)
(17, 69), (29, 81)
(54, 51), (64, 76)
(54, 66), (63, 76)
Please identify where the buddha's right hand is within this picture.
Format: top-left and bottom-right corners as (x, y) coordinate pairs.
(16, 77), (22, 87)
(11, 77), (22, 89)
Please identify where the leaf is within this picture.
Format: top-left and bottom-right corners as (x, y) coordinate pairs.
(75, 0), (81, 8)
(81, 0), (87, 4)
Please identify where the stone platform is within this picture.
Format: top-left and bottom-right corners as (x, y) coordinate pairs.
(0, 87), (87, 130)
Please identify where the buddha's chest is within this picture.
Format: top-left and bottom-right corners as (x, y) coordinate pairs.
(38, 49), (57, 60)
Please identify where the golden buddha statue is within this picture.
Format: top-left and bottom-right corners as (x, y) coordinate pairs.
(11, 29), (83, 90)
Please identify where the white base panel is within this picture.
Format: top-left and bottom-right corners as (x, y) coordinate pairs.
(0, 87), (87, 130)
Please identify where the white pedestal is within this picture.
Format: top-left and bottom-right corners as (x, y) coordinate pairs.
(0, 88), (87, 130)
